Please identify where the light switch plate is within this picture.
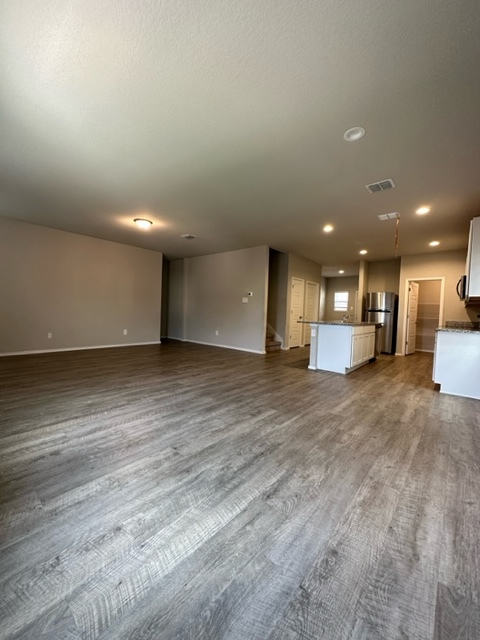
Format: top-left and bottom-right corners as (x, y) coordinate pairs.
(242, 297), (248, 303)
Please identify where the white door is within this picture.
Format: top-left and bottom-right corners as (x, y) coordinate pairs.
(289, 277), (305, 348)
(303, 281), (320, 345)
(405, 282), (419, 355)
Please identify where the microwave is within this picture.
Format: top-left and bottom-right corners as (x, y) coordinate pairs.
(456, 275), (467, 300)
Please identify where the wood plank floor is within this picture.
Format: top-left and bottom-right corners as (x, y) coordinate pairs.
(0, 341), (479, 640)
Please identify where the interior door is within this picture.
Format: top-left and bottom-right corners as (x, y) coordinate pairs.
(289, 277), (305, 348)
(405, 281), (419, 355)
(303, 281), (319, 345)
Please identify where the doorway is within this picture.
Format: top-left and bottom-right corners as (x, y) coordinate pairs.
(403, 277), (445, 355)
(405, 282), (419, 355)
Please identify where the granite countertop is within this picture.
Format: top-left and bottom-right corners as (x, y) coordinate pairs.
(298, 321), (379, 327)
(436, 326), (480, 334)
(436, 321), (480, 334)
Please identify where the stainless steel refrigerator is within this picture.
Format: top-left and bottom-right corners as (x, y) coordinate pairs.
(366, 292), (398, 355)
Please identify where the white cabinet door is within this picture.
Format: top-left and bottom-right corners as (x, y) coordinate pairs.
(351, 334), (364, 367)
(361, 334), (369, 362)
(433, 330), (480, 399)
(365, 332), (375, 360)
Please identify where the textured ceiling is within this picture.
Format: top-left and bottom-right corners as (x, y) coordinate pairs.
(1, 0), (480, 269)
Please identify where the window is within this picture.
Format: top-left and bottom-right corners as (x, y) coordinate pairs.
(334, 291), (349, 312)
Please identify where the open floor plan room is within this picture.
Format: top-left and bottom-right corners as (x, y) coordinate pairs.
(1, 342), (479, 640)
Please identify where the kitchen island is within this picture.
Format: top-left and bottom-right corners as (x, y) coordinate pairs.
(301, 321), (378, 374)
(433, 324), (480, 400)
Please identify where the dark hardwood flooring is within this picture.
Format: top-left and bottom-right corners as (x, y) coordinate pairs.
(0, 341), (479, 640)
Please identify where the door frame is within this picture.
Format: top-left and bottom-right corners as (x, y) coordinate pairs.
(401, 277), (445, 356)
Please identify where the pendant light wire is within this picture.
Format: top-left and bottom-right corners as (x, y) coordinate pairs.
(394, 216), (400, 258)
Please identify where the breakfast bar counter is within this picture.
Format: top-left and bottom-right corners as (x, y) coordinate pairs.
(300, 321), (378, 374)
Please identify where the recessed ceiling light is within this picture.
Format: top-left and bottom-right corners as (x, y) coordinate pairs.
(359, 249), (368, 255)
(134, 218), (153, 230)
(339, 270), (345, 274)
(323, 224), (334, 233)
(429, 240), (440, 247)
(416, 206), (431, 215)
(343, 126), (366, 142)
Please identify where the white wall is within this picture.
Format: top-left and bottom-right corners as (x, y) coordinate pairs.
(0, 217), (163, 355)
(168, 246), (269, 353)
(397, 250), (480, 355)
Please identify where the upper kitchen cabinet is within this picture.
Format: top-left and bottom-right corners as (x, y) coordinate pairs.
(466, 216), (480, 304)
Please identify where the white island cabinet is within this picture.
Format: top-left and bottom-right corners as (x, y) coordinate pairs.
(433, 328), (480, 400)
(305, 322), (376, 374)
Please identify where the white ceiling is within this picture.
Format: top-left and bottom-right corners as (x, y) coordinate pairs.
(1, 1), (480, 270)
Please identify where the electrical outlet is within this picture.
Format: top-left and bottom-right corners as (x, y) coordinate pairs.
(47, 332), (52, 339)
(123, 329), (128, 335)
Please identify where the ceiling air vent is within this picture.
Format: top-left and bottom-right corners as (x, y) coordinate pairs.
(377, 212), (400, 221)
(365, 178), (396, 194)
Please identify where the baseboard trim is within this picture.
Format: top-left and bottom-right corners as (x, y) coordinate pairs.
(439, 388), (480, 401)
(0, 341), (161, 357)
(185, 339), (266, 355)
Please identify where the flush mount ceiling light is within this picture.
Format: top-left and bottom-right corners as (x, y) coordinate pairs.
(429, 240), (440, 247)
(359, 249), (368, 255)
(343, 126), (366, 142)
(339, 270), (345, 274)
(134, 218), (153, 230)
(323, 224), (334, 233)
(377, 212), (400, 221)
(416, 206), (431, 215)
